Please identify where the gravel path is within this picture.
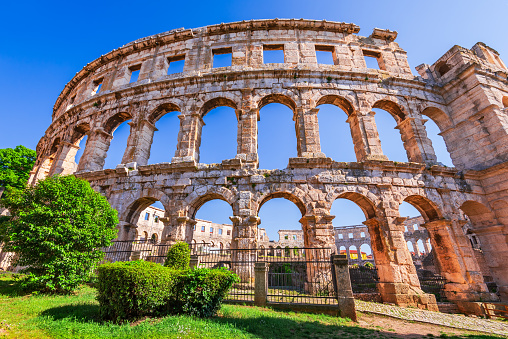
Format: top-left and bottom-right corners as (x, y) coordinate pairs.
(355, 300), (508, 337)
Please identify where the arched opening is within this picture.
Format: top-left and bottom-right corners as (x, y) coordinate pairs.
(103, 112), (132, 169)
(69, 123), (91, 171)
(194, 198), (234, 251)
(130, 200), (166, 247)
(258, 196), (305, 246)
(460, 201), (498, 228)
(406, 241), (415, 255)
(349, 245), (358, 260)
(148, 103), (181, 165)
(416, 239), (425, 255)
(316, 98), (356, 162)
(258, 95), (297, 169)
(339, 245), (346, 255)
(199, 98), (238, 164)
(372, 101), (408, 162)
(435, 61), (450, 77)
(36, 138), (60, 180)
(421, 107), (453, 167)
(360, 244), (372, 261)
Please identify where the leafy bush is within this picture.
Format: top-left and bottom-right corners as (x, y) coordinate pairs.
(164, 241), (190, 270)
(170, 267), (239, 317)
(0, 175), (118, 293)
(364, 262), (374, 268)
(96, 262), (239, 322)
(97, 260), (180, 322)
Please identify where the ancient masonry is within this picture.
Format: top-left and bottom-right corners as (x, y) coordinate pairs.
(26, 19), (508, 310)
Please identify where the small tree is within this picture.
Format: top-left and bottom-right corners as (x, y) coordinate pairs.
(0, 175), (118, 293)
(164, 242), (191, 270)
(0, 145), (36, 200)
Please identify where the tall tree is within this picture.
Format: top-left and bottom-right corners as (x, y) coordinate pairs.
(0, 175), (119, 293)
(0, 145), (36, 198)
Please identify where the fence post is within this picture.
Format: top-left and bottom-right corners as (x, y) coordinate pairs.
(189, 254), (200, 268)
(333, 254), (357, 321)
(254, 262), (268, 306)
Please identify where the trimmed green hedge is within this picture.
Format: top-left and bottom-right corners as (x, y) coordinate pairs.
(164, 241), (190, 270)
(97, 261), (238, 322)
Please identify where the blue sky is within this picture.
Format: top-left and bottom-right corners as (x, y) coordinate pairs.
(1, 0), (506, 241)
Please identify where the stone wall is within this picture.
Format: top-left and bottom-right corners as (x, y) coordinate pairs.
(24, 19), (508, 307)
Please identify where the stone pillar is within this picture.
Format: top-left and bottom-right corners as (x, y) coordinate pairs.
(50, 142), (80, 176)
(423, 239), (432, 254)
(396, 117), (438, 164)
(294, 107), (326, 158)
(254, 262), (268, 306)
(77, 128), (113, 172)
(332, 254), (357, 321)
(423, 219), (494, 302)
(160, 215), (196, 245)
(230, 214), (259, 283)
(300, 214), (336, 249)
(172, 113), (204, 163)
(347, 112), (388, 162)
(236, 108), (258, 166)
(363, 216), (438, 310)
(121, 120), (158, 166)
(473, 225), (508, 301)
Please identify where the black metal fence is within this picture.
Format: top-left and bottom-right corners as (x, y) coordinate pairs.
(349, 266), (379, 293)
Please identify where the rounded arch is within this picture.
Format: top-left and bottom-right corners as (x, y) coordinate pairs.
(104, 112), (132, 134)
(316, 94), (354, 116)
(257, 192), (306, 216)
(151, 233), (158, 243)
(257, 93), (296, 112)
(70, 123), (91, 145)
(403, 195), (443, 222)
(49, 137), (60, 155)
(148, 102), (181, 124)
(199, 97), (238, 117)
(435, 61), (450, 77)
(334, 191), (377, 220)
(188, 191), (235, 220)
(119, 188), (170, 224)
(372, 99), (406, 122)
(460, 200), (498, 228)
(420, 106), (453, 133)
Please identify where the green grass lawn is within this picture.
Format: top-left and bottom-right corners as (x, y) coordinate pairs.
(0, 273), (501, 339)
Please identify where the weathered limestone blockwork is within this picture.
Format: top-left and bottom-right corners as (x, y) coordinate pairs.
(26, 19), (508, 308)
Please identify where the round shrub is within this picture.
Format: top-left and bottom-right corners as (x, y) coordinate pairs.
(164, 241), (190, 270)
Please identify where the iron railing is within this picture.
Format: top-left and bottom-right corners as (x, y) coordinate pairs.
(349, 266), (379, 293)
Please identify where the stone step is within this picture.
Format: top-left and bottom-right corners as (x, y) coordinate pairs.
(437, 302), (460, 314)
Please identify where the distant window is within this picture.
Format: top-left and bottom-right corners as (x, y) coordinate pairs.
(193, 224), (196, 230)
(263, 45), (284, 63)
(167, 55), (185, 74)
(219, 229), (223, 235)
(129, 64), (141, 83)
(404, 226), (408, 232)
(436, 61), (450, 77)
(212, 47), (232, 68)
(284, 234), (289, 240)
(338, 234), (343, 239)
(210, 227), (213, 233)
(360, 232), (365, 238)
(227, 230), (231, 235)
(201, 226), (205, 232)
(293, 235), (297, 240)
(91, 78), (103, 95)
(348, 233), (353, 239)
(144, 212), (149, 221)
(69, 95), (76, 105)
(315, 45), (335, 65)
(413, 224), (418, 231)
(154, 215), (159, 223)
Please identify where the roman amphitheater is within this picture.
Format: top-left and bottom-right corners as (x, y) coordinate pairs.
(22, 19), (508, 310)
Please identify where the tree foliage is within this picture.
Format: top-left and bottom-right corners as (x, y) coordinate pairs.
(0, 145), (36, 198)
(164, 241), (191, 270)
(0, 175), (118, 293)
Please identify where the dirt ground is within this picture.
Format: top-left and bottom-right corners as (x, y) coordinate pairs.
(357, 312), (503, 338)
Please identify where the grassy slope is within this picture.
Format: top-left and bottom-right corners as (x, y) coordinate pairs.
(0, 273), (501, 339)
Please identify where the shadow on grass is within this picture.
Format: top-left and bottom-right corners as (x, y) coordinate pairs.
(0, 274), (31, 297)
(207, 314), (503, 339)
(40, 304), (101, 323)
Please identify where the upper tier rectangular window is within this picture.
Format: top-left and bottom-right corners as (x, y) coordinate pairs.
(91, 78), (103, 95)
(129, 64), (141, 83)
(362, 50), (385, 70)
(315, 45), (335, 65)
(213, 47), (232, 68)
(263, 45), (284, 64)
(167, 55), (185, 74)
